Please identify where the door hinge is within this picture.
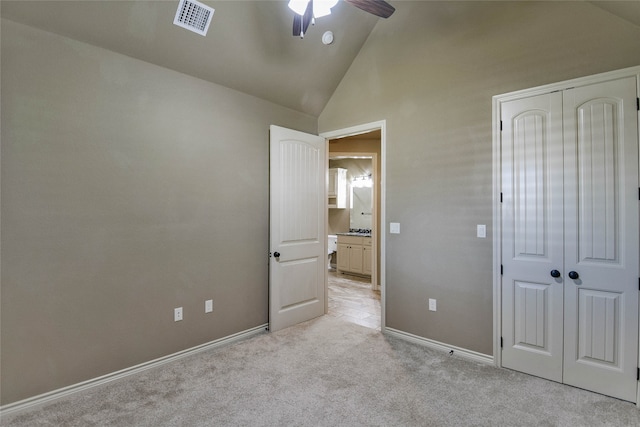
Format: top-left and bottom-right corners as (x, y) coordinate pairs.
(637, 97), (639, 111)
(501, 264), (504, 275)
(637, 367), (639, 381)
(500, 192), (503, 203)
(500, 120), (503, 131)
(500, 337), (504, 348)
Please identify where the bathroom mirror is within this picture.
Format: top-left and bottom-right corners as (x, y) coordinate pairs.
(350, 186), (372, 230)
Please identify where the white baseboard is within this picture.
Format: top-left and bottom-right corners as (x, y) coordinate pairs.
(384, 327), (494, 365)
(0, 324), (268, 417)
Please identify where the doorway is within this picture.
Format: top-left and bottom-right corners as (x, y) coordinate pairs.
(321, 122), (386, 331)
(328, 153), (379, 329)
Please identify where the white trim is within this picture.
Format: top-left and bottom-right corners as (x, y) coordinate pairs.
(637, 72), (640, 410)
(321, 121), (386, 140)
(321, 120), (386, 331)
(385, 327), (494, 366)
(492, 65), (640, 406)
(0, 324), (268, 417)
(491, 83), (503, 369)
(494, 65), (640, 102)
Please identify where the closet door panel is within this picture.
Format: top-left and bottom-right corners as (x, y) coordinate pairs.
(562, 76), (639, 402)
(501, 92), (564, 382)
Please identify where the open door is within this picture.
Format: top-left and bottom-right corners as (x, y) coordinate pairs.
(269, 125), (326, 332)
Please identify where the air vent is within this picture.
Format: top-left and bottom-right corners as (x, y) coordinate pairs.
(173, 0), (214, 36)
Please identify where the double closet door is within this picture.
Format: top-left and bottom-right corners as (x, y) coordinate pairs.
(501, 76), (639, 402)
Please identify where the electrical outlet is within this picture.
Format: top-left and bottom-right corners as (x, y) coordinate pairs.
(174, 307), (183, 322)
(429, 299), (437, 312)
(205, 299), (213, 313)
(477, 224), (486, 238)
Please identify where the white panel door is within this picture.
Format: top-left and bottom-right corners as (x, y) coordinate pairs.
(501, 92), (565, 382)
(269, 125), (326, 332)
(562, 77), (639, 402)
(501, 75), (639, 403)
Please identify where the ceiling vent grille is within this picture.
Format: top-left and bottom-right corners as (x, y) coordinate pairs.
(173, 0), (214, 36)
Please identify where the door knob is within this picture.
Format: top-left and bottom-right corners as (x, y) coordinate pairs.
(273, 252), (280, 258)
(550, 269), (561, 278)
(568, 271), (579, 280)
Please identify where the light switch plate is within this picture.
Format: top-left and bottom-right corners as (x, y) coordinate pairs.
(205, 299), (213, 313)
(429, 298), (437, 311)
(390, 222), (400, 234)
(477, 224), (486, 238)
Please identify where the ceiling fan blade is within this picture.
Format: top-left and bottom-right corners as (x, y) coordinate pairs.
(292, 0), (314, 37)
(345, 0), (395, 18)
(293, 14), (302, 36)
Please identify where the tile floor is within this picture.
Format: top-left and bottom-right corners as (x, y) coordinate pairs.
(327, 269), (381, 330)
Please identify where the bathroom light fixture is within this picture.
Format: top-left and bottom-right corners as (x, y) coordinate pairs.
(353, 174), (372, 181)
(352, 174), (372, 188)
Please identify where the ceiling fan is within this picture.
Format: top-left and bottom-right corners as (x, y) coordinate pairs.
(289, 0), (395, 38)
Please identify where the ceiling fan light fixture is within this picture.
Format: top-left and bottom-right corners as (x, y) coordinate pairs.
(289, 0), (339, 18)
(323, 0), (340, 9)
(313, 0), (338, 18)
(313, 5), (331, 18)
(288, 0), (309, 16)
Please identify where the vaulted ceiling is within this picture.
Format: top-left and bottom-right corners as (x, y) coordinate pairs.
(1, 0), (381, 117)
(2, 1), (640, 117)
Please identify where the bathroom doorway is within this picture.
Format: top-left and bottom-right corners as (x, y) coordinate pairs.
(325, 129), (382, 330)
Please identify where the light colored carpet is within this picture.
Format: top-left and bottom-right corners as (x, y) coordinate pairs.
(2, 316), (639, 426)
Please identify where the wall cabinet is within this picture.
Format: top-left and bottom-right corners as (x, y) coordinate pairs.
(337, 235), (371, 276)
(328, 168), (347, 209)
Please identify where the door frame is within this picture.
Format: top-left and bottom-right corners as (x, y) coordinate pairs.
(492, 65), (640, 406)
(321, 120), (387, 331)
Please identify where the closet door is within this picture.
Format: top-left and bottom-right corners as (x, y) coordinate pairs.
(562, 77), (639, 402)
(501, 92), (565, 382)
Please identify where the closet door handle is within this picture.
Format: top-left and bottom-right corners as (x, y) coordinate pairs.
(273, 252), (281, 258)
(568, 271), (579, 280)
(550, 269), (561, 278)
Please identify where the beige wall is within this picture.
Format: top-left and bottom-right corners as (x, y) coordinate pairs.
(319, 1), (640, 355)
(0, 19), (316, 405)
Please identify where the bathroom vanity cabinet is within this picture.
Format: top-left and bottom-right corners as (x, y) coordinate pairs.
(337, 234), (371, 276)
